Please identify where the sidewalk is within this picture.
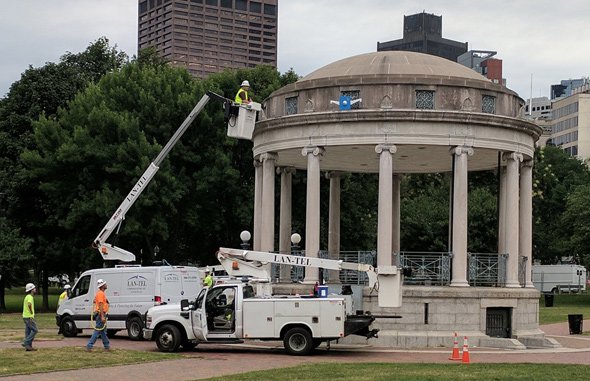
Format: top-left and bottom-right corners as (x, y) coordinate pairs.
(1, 321), (589, 381)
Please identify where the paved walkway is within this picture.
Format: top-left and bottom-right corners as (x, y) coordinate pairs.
(1, 321), (589, 380)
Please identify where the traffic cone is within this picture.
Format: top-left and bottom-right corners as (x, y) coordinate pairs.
(449, 332), (461, 360)
(461, 336), (471, 364)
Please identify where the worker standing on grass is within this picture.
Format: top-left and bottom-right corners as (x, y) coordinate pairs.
(86, 279), (110, 351)
(22, 283), (38, 351)
(203, 268), (214, 287)
(58, 284), (71, 307)
(234, 80), (252, 104)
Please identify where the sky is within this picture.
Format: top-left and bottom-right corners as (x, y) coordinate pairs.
(1, 0), (589, 100)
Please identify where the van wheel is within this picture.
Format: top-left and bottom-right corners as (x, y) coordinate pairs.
(156, 325), (181, 352)
(127, 317), (144, 341)
(283, 327), (313, 356)
(551, 287), (558, 294)
(61, 316), (78, 337)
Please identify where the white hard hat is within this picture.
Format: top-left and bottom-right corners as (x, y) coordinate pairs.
(25, 283), (36, 292)
(63, 284), (71, 290)
(97, 279), (107, 288)
(205, 266), (211, 273)
(241, 80), (250, 87)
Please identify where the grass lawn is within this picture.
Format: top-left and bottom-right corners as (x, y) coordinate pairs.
(0, 347), (180, 377)
(203, 363), (590, 381)
(538, 292), (590, 325)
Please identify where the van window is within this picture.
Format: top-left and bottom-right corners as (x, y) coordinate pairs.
(72, 275), (91, 298)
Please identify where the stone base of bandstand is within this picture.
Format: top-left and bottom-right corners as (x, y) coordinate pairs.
(272, 284), (560, 349)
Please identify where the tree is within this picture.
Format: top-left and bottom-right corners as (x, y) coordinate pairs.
(0, 218), (33, 310)
(561, 185), (590, 268)
(532, 146), (590, 264)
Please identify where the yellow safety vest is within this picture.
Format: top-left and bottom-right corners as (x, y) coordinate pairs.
(235, 88), (248, 104)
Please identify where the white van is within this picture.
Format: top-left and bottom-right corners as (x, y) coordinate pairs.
(56, 265), (201, 340)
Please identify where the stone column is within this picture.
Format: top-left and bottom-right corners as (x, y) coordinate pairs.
(302, 146), (324, 283)
(253, 158), (263, 251)
(450, 146), (473, 287)
(260, 152), (278, 253)
(278, 167), (295, 283)
(375, 144), (397, 267)
(504, 152), (523, 288)
(392, 174), (401, 262)
(519, 159), (534, 288)
(327, 171), (343, 283)
(498, 166), (507, 255)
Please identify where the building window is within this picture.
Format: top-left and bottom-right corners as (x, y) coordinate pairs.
(285, 96), (298, 115)
(220, 0), (232, 7)
(250, 1), (261, 13)
(416, 90), (435, 110)
(340, 90), (361, 109)
(235, 0), (247, 11)
(264, 4), (276, 16)
(205, 0), (218, 6)
(482, 95), (496, 114)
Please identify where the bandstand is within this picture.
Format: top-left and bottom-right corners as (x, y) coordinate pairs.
(247, 51), (555, 348)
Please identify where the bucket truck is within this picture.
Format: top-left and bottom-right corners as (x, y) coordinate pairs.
(143, 248), (407, 355)
(92, 92), (261, 262)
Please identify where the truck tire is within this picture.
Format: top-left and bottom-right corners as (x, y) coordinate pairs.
(60, 316), (78, 337)
(155, 324), (181, 352)
(283, 327), (313, 356)
(127, 316), (144, 341)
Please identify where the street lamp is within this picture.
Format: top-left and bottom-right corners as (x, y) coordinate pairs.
(154, 245), (160, 258)
(240, 230), (251, 250)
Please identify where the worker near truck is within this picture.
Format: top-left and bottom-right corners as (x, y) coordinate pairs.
(234, 80), (252, 104)
(58, 284), (71, 307)
(86, 279), (110, 351)
(203, 268), (213, 287)
(22, 283), (38, 351)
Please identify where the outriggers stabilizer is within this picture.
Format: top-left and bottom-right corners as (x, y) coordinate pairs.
(92, 92), (261, 262)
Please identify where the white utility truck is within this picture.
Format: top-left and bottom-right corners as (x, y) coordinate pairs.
(56, 265), (201, 339)
(532, 264), (587, 294)
(143, 248), (406, 355)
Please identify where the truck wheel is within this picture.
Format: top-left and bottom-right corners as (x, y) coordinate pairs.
(283, 327), (313, 356)
(127, 316), (144, 341)
(181, 340), (198, 351)
(156, 324), (181, 352)
(61, 316), (78, 337)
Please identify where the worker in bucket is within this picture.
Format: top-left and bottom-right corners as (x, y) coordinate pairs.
(234, 80), (252, 105)
(86, 279), (110, 351)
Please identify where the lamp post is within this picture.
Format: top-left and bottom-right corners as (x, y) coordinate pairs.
(290, 233), (302, 282)
(240, 230), (252, 250)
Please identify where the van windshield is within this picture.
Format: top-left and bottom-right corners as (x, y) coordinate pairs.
(72, 275), (90, 298)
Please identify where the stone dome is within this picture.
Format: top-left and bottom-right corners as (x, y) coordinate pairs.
(300, 51), (489, 83)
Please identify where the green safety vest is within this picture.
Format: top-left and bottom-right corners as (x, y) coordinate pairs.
(235, 88), (248, 104)
(23, 294), (35, 318)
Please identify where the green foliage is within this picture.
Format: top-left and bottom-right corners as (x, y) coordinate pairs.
(533, 146), (590, 264)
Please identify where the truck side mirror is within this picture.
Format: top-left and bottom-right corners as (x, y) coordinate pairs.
(180, 299), (189, 311)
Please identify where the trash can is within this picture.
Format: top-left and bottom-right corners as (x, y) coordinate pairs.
(568, 314), (583, 334)
(544, 293), (554, 307)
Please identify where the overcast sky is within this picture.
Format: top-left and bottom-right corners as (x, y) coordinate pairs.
(1, 0), (589, 100)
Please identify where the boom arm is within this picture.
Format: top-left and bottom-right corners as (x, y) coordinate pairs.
(217, 247), (404, 307)
(93, 92), (237, 262)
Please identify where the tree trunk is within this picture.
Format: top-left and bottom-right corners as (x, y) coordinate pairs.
(42, 268), (49, 310)
(0, 269), (6, 311)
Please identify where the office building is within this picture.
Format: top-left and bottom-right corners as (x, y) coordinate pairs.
(551, 78), (589, 100)
(138, 0), (278, 78)
(458, 50), (505, 86)
(377, 12), (468, 61)
(550, 86), (590, 158)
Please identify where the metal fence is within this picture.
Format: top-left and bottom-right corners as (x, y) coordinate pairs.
(399, 252), (452, 285)
(468, 253), (508, 287)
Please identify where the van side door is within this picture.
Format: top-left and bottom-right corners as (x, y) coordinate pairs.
(68, 275), (92, 326)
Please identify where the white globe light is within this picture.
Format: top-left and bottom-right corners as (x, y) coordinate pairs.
(240, 230), (251, 242)
(291, 233), (301, 245)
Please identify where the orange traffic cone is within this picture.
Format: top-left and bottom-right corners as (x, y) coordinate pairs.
(461, 336), (471, 364)
(449, 332), (461, 360)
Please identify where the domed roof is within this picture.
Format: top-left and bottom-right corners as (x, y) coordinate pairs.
(300, 51), (489, 82)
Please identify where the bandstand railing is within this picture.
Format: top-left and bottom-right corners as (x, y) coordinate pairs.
(468, 252), (508, 287)
(399, 252), (452, 286)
